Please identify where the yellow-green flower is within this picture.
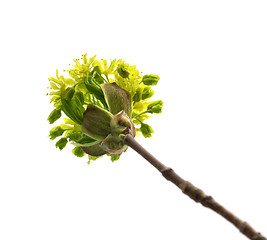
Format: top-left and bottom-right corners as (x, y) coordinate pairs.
(47, 54), (163, 163)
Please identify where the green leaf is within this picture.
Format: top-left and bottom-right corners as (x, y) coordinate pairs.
(81, 104), (113, 140)
(147, 100), (163, 114)
(142, 74), (160, 86)
(72, 146), (86, 157)
(55, 137), (68, 150)
(47, 108), (61, 124)
(140, 123), (154, 138)
(49, 126), (66, 140)
(101, 82), (132, 117)
(68, 131), (96, 145)
(108, 153), (122, 162)
(87, 154), (101, 164)
(83, 71), (107, 107)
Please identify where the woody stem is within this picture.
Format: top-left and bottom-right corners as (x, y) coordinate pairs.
(123, 134), (266, 240)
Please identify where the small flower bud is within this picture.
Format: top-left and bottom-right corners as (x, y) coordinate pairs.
(110, 111), (135, 138)
(93, 66), (102, 74)
(100, 111), (135, 154)
(133, 87), (143, 102)
(74, 90), (84, 106)
(47, 108), (61, 124)
(117, 63), (130, 78)
(142, 86), (154, 100)
(147, 100), (163, 114)
(142, 74), (160, 86)
(62, 87), (75, 100)
(49, 126), (65, 140)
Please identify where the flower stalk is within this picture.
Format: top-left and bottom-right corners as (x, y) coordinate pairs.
(123, 134), (266, 240)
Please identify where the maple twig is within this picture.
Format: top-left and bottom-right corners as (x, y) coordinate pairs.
(124, 134), (266, 240)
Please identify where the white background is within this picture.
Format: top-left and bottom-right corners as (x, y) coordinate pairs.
(1, 1), (266, 239)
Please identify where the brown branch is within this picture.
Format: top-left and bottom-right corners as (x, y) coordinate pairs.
(123, 134), (266, 240)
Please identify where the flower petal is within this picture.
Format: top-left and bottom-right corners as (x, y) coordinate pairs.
(81, 104), (113, 140)
(101, 83), (132, 117)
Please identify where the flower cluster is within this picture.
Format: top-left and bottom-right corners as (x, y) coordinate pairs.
(47, 54), (163, 163)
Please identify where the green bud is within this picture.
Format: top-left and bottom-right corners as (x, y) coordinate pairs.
(94, 72), (105, 84)
(100, 134), (127, 154)
(99, 111), (135, 155)
(49, 126), (65, 140)
(74, 90), (84, 106)
(55, 137), (68, 150)
(62, 87), (75, 101)
(142, 74), (160, 86)
(47, 108), (61, 124)
(142, 86), (154, 100)
(133, 87), (143, 102)
(140, 123), (154, 138)
(93, 66), (102, 74)
(147, 100), (163, 114)
(117, 63), (130, 78)
(110, 110), (135, 142)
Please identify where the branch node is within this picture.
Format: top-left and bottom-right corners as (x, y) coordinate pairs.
(252, 233), (266, 240)
(202, 195), (213, 207)
(240, 222), (249, 233)
(160, 167), (172, 174)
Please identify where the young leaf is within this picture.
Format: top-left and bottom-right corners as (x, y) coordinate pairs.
(72, 146), (86, 157)
(140, 123), (154, 138)
(142, 86), (154, 100)
(61, 87), (85, 125)
(55, 138), (68, 150)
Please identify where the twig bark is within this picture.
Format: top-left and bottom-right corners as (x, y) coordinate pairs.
(123, 134), (266, 240)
